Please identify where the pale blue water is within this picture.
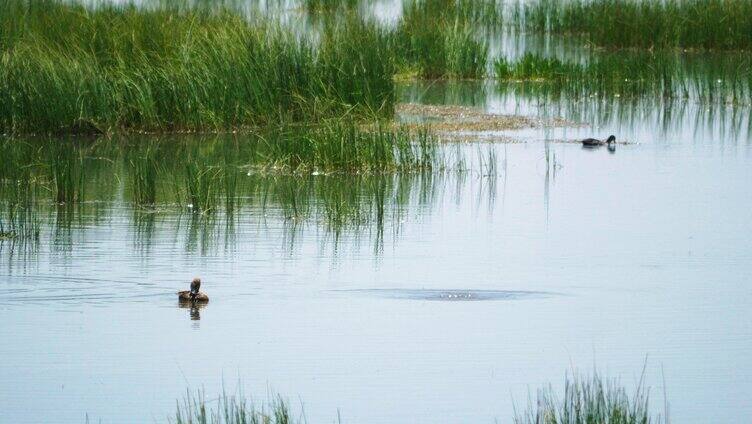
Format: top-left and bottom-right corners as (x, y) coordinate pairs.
(2, 82), (752, 423)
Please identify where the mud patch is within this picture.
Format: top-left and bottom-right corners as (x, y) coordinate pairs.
(396, 103), (582, 141)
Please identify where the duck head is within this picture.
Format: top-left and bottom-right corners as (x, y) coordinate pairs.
(190, 277), (201, 294)
(606, 135), (616, 144)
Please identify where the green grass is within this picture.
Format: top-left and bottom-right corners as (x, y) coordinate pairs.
(129, 143), (160, 206)
(0, 132), (443, 250)
(394, 1), (491, 79)
(171, 369), (665, 424)
(402, 0), (503, 27)
(173, 390), (296, 424)
(304, 0), (359, 12)
(0, 121), (439, 215)
(494, 52), (752, 103)
(0, 0), (394, 135)
(518, 0), (752, 50)
(514, 371), (665, 424)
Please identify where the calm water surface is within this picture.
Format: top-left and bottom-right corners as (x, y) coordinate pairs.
(2, 83), (751, 423)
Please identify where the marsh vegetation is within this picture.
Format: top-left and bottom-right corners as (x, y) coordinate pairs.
(172, 371), (666, 424)
(516, 0), (752, 50)
(1, 2), (750, 422)
(2, 0), (750, 136)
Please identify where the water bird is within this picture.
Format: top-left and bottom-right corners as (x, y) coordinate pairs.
(581, 135), (616, 147)
(177, 277), (209, 302)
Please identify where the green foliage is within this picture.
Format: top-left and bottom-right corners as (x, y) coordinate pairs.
(494, 52), (752, 103)
(394, 0), (493, 79)
(520, 0), (752, 50)
(174, 390), (295, 424)
(514, 371), (664, 424)
(304, 0), (359, 12)
(0, 0), (394, 135)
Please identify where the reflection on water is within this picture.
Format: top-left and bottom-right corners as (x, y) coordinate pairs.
(2, 108), (752, 423)
(179, 300), (207, 324)
(2, 64), (752, 424)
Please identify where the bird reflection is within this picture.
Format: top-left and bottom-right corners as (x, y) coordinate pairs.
(178, 299), (207, 323)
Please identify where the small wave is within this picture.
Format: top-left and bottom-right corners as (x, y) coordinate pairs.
(333, 288), (559, 301)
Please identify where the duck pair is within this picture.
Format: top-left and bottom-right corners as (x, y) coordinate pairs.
(177, 277), (209, 303)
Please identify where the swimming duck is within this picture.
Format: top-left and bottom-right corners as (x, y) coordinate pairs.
(177, 277), (209, 302)
(581, 135), (616, 147)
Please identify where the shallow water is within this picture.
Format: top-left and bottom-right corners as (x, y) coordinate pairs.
(2, 82), (752, 423)
(2, 4), (752, 413)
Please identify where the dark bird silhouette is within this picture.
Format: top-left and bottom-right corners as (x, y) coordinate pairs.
(581, 135), (616, 147)
(178, 277), (209, 302)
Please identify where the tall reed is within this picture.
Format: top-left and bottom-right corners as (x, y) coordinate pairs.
(494, 51), (752, 103)
(395, 0), (491, 79)
(174, 390), (296, 424)
(518, 0), (752, 50)
(0, 0), (394, 135)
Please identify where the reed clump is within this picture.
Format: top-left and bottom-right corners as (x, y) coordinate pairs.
(0, 0), (394, 135)
(518, 0), (752, 50)
(514, 371), (665, 424)
(256, 121), (437, 174)
(304, 0), (359, 12)
(494, 52), (752, 103)
(173, 390), (295, 424)
(394, 0), (492, 79)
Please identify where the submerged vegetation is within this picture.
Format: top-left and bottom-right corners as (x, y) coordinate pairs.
(0, 124), (438, 207)
(518, 0), (752, 50)
(0, 127), (441, 249)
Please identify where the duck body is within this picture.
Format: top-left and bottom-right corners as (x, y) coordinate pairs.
(177, 277), (209, 302)
(581, 137), (605, 147)
(581, 135), (616, 147)
(178, 290), (209, 302)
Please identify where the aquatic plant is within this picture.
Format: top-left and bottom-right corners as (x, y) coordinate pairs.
(0, 0), (394, 135)
(173, 390), (296, 424)
(394, 0), (491, 79)
(304, 0), (359, 12)
(254, 121), (438, 173)
(494, 52), (752, 103)
(518, 0), (752, 50)
(171, 368), (666, 424)
(514, 371), (665, 424)
(402, 0), (503, 27)
(129, 144), (160, 206)
(49, 141), (86, 204)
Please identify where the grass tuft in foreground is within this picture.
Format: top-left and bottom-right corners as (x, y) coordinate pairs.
(171, 369), (666, 424)
(514, 371), (666, 424)
(173, 390), (296, 424)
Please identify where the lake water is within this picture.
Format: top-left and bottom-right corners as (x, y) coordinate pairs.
(2, 79), (751, 423)
(2, 0), (752, 413)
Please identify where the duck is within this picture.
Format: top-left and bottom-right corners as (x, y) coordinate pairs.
(177, 277), (209, 303)
(581, 135), (616, 147)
